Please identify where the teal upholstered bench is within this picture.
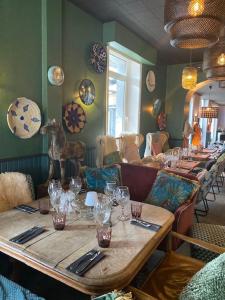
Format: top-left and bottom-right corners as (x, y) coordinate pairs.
(0, 275), (44, 300)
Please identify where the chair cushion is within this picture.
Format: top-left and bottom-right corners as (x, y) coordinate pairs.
(180, 252), (225, 300)
(145, 170), (199, 213)
(191, 223), (225, 263)
(84, 166), (121, 193)
(0, 172), (34, 212)
(0, 274), (44, 299)
(103, 151), (122, 165)
(151, 142), (162, 155)
(123, 143), (141, 163)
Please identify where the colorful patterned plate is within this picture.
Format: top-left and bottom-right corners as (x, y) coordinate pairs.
(90, 42), (107, 73)
(63, 102), (86, 133)
(7, 97), (41, 139)
(79, 79), (96, 105)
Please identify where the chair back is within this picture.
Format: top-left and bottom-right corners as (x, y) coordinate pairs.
(0, 172), (34, 212)
(119, 133), (144, 163)
(96, 135), (120, 167)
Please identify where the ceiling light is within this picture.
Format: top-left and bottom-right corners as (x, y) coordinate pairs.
(182, 66), (197, 89)
(164, 0), (225, 49)
(203, 36), (225, 79)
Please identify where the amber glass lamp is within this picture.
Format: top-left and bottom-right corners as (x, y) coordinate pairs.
(182, 66), (197, 89)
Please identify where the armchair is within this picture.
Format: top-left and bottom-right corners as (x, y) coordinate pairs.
(144, 131), (169, 157)
(119, 133), (144, 163)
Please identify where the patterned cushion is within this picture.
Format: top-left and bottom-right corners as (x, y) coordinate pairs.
(0, 274), (44, 299)
(84, 166), (121, 192)
(180, 252), (225, 300)
(103, 151), (122, 165)
(145, 170), (199, 213)
(191, 223), (225, 263)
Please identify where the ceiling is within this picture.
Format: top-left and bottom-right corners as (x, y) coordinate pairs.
(70, 0), (203, 64)
(197, 81), (225, 105)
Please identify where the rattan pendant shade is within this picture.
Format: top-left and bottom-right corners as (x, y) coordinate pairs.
(203, 36), (225, 79)
(164, 0), (225, 49)
(200, 106), (219, 118)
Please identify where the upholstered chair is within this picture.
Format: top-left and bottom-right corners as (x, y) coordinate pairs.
(0, 172), (34, 212)
(119, 133), (144, 163)
(96, 135), (122, 168)
(144, 131), (169, 157)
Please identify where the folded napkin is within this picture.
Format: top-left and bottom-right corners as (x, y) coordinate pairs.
(10, 226), (46, 244)
(15, 204), (38, 214)
(66, 249), (105, 276)
(130, 219), (161, 232)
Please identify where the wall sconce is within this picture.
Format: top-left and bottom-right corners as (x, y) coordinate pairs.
(48, 66), (64, 86)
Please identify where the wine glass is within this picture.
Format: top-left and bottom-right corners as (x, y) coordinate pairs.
(104, 181), (117, 206)
(69, 177), (82, 197)
(94, 196), (111, 225)
(48, 180), (62, 211)
(115, 186), (130, 221)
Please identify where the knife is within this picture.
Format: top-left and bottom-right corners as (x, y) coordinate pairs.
(130, 219), (161, 232)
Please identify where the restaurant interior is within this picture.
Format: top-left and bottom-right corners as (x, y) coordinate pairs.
(1, 0), (225, 299)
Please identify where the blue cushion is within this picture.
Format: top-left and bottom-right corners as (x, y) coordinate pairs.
(103, 151), (122, 165)
(145, 170), (199, 213)
(84, 166), (120, 192)
(0, 275), (44, 300)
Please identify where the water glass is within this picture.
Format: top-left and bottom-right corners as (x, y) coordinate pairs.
(52, 211), (66, 230)
(39, 198), (50, 215)
(115, 186), (130, 221)
(69, 177), (82, 197)
(96, 225), (112, 248)
(131, 202), (142, 219)
(48, 180), (62, 210)
(94, 196), (111, 225)
(104, 181), (117, 205)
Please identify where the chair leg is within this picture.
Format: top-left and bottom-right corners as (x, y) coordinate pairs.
(195, 197), (209, 217)
(208, 186), (217, 202)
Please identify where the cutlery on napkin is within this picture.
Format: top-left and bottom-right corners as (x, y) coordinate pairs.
(10, 226), (46, 244)
(66, 249), (105, 276)
(130, 219), (161, 232)
(15, 204), (39, 214)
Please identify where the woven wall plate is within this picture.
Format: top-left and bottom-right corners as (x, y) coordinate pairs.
(7, 97), (41, 139)
(90, 42), (107, 73)
(63, 102), (86, 133)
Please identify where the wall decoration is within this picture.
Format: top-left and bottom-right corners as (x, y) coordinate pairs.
(7, 97), (41, 139)
(63, 102), (86, 133)
(146, 70), (156, 92)
(79, 79), (96, 105)
(48, 66), (64, 86)
(90, 42), (107, 73)
(152, 98), (162, 116)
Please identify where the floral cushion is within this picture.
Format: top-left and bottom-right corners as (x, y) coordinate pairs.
(84, 166), (121, 192)
(145, 170), (199, 213)
(103, 151), (122, 165)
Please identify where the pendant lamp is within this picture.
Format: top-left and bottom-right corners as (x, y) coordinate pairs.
(182, 66), (197, 89)
(164, 0), (225, 49)
(203, 35), (225, 79)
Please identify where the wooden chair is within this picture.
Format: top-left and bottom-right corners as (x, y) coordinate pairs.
(130, 231), (225, 300)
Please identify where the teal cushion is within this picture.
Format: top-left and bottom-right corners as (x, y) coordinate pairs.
(103, 151), (122, 165)
(145, 170), (198, 213)
(0, 274), (44, 300)
(84, 166), (120, 192)
(180, 252), (225, 300)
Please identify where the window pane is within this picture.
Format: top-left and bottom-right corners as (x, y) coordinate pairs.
(107, 77), (125, 137)
(109, 53), (127, 75)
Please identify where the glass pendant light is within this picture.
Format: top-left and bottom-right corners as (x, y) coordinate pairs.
(182, 51), (197, 90)
(188, 0), (205, 17)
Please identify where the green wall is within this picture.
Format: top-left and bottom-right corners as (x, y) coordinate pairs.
(62, 1), (106, 147)
(0, 0), (42, 159)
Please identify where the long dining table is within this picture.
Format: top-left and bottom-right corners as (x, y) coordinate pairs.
(0, 198), (174, 296)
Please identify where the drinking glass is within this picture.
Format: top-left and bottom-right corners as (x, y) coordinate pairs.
(104, 181), (117, 206)
(69, 177), (82, 197)
(52, 211), (66, 230)
(131, 202), (142, 219)
(94, 196), (111, 225)
(48, 180), (62, 211)
(96, 225), (112, 248)
(39, 198), (50, 215)
(115, 186), (130, 221)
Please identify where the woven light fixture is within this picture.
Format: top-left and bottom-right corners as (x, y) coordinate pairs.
(182, 66), (197, 89)
(203, 36), (225, 79)
(200, 106), (219, 118)
(164, 0), (225, 49)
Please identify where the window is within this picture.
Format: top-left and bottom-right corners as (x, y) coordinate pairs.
(106, 48), (142, 137)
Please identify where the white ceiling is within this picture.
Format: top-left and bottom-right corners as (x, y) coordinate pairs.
(196, 81), (225, 105)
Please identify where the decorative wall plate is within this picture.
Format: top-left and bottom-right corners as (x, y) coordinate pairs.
(79, 79), (96, 105)
(146, 70), (156, 92)
(153, 98), (162, 116)
(157, 112), (166, 131)
(63, 102), (86, 133)
(7, 97), (41, 139)
(48, 66), (64, 86)
(90, 42), (107, 73)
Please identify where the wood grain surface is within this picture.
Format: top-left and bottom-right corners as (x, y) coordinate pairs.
(0, 198), (174, 295)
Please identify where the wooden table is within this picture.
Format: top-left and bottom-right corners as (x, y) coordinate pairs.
(165, 160), (201, 175)
(185, 153), (210, 161)
(0, 199), (174, 295)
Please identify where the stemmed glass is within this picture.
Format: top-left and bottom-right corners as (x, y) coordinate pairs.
(69, 177), (82, 218)
(115, 186), (130, 221)
(104, 181), (117, 206)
